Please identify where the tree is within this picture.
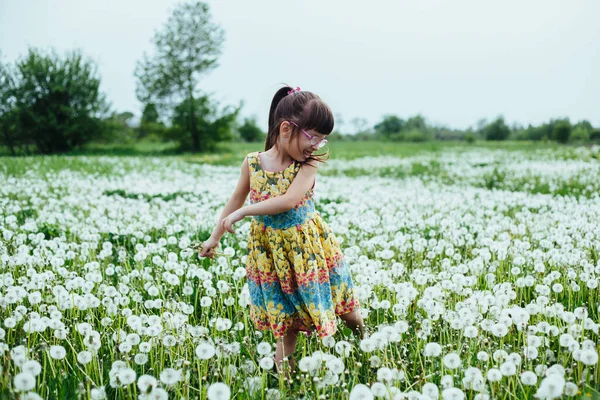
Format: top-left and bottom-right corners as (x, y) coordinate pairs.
(374, 115), (404, 140)
(238, 117), (264, 142)
(0, 48), (108, 154)
(135, 1), (226, 152)
(0, 54), (19, 155)
(571, 120), (592, 142)
(170, 95), (239, 151)
(138, 103), (163, 138)
(100, 111), (137, 144)
(482, 117), (510, 141)
(552, 119), (571, 144)
(405, 115), (427, 131)
(141, 103), (159, 125)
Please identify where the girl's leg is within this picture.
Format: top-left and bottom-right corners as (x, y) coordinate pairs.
(275, 329), (299, 377)
(339, 309), (365, 339)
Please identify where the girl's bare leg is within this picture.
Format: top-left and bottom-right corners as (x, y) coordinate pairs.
(339, 309), (365, 339)
(275, 329), (299, 378)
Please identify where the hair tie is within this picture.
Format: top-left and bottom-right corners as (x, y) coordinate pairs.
(287, 86), (301, 95)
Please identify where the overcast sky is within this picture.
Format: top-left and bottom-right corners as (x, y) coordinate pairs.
(1, 0), (598, 132)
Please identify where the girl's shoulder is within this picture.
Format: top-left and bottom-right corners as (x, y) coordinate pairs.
(245, 151), (262, 172)
(245, 151), (260, 164)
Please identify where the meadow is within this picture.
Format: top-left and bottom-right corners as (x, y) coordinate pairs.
(1, 142), (599, 400)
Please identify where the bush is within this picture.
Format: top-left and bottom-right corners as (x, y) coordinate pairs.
(404, 130), (430, 142)
(238, 117), (264, 142)
(551, 120), (571, 144)
(483, 117), (510, 141)
(463, 132), (476, 143)
(571, 126), (590, 142)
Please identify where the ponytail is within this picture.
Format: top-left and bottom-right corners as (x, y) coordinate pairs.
(265, 86), (292, 151)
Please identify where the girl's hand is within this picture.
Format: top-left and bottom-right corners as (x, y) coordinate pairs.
(221, 209), (245, 234)
(198, 237), (219, 258)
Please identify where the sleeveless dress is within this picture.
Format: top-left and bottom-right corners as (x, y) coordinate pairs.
(245, 151), (359, 339)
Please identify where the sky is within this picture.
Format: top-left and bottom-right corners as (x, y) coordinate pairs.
(1, 0), (599, 132)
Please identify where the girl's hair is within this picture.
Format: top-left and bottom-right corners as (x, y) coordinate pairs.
(265, 86), (333, 164)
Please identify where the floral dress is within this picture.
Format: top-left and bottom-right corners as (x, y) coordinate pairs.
(245, 151), (359, 339)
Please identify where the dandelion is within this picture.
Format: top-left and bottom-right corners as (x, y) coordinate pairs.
(22, 360), (42, 376)
(159, 368), (182, 386)
(49, 345), (66, 360)
(196, 342), (216, 360)
(535, 375), (565, 399)
(257, 342), (272, 356)
(424, 342), (442, 357)
(564, 382), (578, 396)
(376, 367), (394, 382)
(134, 353), (148, 365)
(422, 382), (439, 398)
(326, 358), (345, 375)
(77, 351), (93, 365)
(359, 338), (376, 353)
(349, 384), (374, 400)
(442, 387), (465, 400)
(580, 349), (598, 366)
(20, 393), (43, 400)
(486, 368), (502, 382)
(443, 353), (461, 369)
(259, 356), (274, 370)
(335, 340), (352, 357)
(520, 371), (537, 385)
(370, 382), (388, 398)
(207, 382), (231, 400)
(90, 386), (106, 400)
(14, 372), (36, 391)
(147, 388), (168, 400)
(137, 375), (158, 393)
(139, 341), (152, 353)
(298, 356), (319, 373)
(500, 361), (516, 376)
(118, 368), (136, 385)
(476, 351), (489, 362)
(162, 335), (177, 347)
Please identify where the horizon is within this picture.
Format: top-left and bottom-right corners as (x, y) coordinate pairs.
(1, 0), (598, 132)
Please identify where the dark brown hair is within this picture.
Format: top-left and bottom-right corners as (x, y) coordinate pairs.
(265, 86), (334, 164)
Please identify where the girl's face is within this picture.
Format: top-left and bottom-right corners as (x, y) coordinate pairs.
(280, 121), (327, 162)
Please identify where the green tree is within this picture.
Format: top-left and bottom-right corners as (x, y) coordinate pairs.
(482, 117), (510, 141)
(238, 117), (264, 142)
(135, 1), (225, 152)
(405, 115), (427, 131)
(170, 96), (238, 151)
(101, 111), (137, 144)
(374, 115), (404, 140)
(571, 120), (592, 142)
(0, 54), (20, 155)
(138, 103), (163, 138)
(0, 48), (108, 154)
(552, 119), (571, 144)
(141, 103), (159, 124)
(571, 126), (590, 142)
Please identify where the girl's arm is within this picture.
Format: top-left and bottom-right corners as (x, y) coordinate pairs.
(207, 158), (250, 241)
(221, 162), (318, 233)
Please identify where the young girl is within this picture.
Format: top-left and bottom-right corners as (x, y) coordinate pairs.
(199, 86), (365, 374)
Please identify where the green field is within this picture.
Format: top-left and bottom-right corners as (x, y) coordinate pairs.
(1, 142), (599, 399)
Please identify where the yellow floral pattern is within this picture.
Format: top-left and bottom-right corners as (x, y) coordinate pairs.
(245, 152), (359, 339)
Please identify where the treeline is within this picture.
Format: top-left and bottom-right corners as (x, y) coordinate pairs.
(1, 1), (598, 155)
(329, 115), (600, 144)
